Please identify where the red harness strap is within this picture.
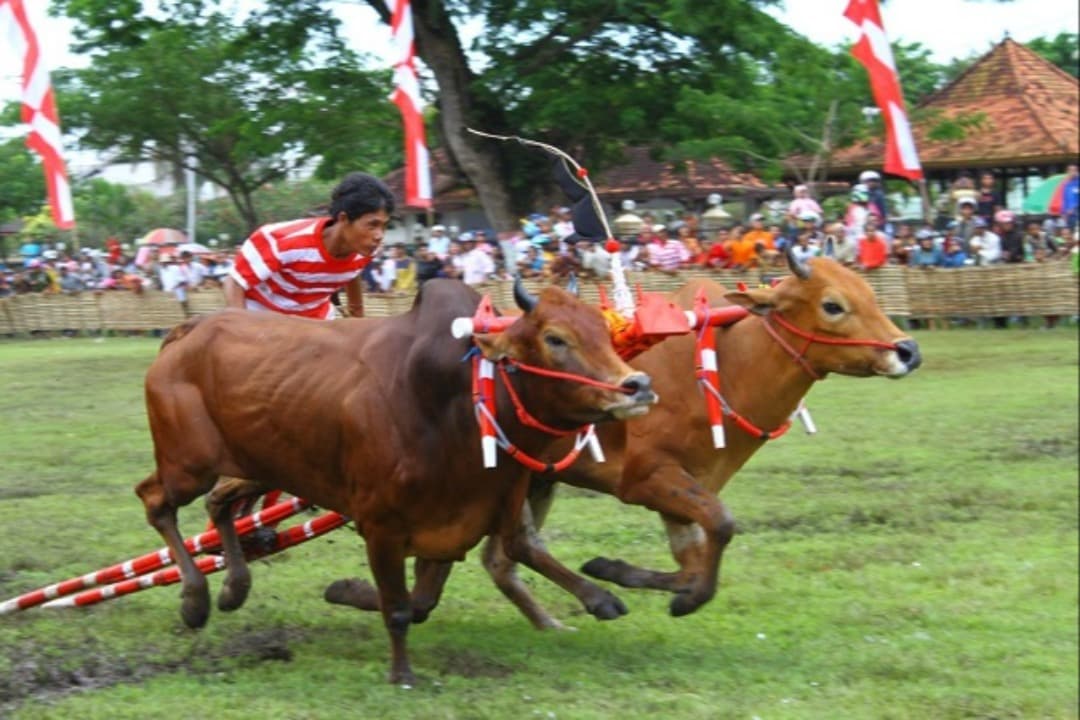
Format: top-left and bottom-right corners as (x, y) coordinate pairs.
(762, 312), (899, 381)
(472, 354), (625, 472)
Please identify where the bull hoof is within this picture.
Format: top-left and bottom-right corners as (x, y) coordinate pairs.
(217, 578), (251, 612)
(586, 590), (629, 620)
(324, 578), (380, 611)
(180, 588), (210, 629)
(669, 592), (706, 618)
(389, 667), (417, 687)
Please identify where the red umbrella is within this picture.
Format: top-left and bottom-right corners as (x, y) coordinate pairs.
(138, 228), (187, 246)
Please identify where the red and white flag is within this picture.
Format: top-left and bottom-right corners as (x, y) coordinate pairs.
(1, 0), (75, 227)
(844, 0), (923, 181)
(389, 0), (432, 208)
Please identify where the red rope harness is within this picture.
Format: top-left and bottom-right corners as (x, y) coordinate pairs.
(762, 312), (899, 381)
(473, 354), (628, 472)
(696, 308), (897, 441)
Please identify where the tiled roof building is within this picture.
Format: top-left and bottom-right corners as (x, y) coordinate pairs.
(801, 38), (1078, 180)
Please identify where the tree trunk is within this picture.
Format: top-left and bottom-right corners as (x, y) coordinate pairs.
(408, 0), (518, 232)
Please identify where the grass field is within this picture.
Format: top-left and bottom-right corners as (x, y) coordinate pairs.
(0, 329), (1077, 719)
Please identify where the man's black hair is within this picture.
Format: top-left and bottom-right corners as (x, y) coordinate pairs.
(329, 172), (396, 221)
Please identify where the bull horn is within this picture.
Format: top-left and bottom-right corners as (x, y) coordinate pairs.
(785, 244), (811, 280)
(513, 277), (539, 313)
(566, 272), (580, 297)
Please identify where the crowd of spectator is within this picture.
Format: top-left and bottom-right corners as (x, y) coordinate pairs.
(4, 165), (1077, 308)
(0, 240), (234, 309)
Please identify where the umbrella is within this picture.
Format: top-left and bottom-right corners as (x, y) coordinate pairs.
(177, 242), (212, 255)
(1021, 173), (1068, 215)
(138, 228), (187, 246)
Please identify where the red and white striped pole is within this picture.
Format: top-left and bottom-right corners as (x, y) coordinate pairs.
(0, 496), (310, 614)
(40, 511), (348, 610)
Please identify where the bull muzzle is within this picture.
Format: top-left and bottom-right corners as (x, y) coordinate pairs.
(895, 339), (922, 372)
(605, 371), (658, 418)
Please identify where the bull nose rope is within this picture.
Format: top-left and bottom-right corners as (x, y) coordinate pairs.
(761, 311), (900, 381)
(472, 353), (622, 473)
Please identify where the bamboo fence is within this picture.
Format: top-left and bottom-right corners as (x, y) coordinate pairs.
(0, 263), (1075, 336)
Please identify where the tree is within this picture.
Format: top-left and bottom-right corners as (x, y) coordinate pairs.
(1027, 32), (1079, 77)
(0, 138), (48, 224)
(46, 0), (402, 232)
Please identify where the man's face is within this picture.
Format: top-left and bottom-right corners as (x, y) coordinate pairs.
(960, 203), (974, 216)
(340, 209), (389, 257)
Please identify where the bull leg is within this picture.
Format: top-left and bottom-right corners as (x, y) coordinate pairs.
(324, 558), (453, 623)
(495, 478), (628, 624)
(206, 477), (265, 612)
(135, 471), (210, 628)
(365, 532), (416, 686)
(481, 481), (571, 630)
(581, 465), (736, 617)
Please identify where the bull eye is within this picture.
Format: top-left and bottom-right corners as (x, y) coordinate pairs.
(544, 333), (568, 349)
(822, 300), (845, 316)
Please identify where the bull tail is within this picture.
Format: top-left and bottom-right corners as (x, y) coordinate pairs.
(160, 316), (207, 351)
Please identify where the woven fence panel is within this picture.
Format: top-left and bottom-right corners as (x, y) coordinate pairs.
(99, 292), (187, 331)
(1, 263), (1075, 331)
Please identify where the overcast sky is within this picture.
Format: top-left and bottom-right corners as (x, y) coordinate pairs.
(2, 1), (1077, 102)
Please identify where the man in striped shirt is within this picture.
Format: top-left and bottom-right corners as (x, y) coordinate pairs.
(224, 173), (395, 319)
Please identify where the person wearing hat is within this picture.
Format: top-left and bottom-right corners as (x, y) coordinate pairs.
(224, 172), (394, 319)
(908, 229), (944, 268)
(649, 224), (690, 273)
(428, 224), (450, 259)
(953, 196), (979, 254)
(742, 212), (776, 267)
(993, 210), (1024, 264)
(859, 170), (888, 224)
(844, 184), (878, 244)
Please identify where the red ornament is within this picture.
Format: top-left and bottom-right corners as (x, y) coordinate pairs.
(577, 167), (588, 178)
(604, 239), (622, 253)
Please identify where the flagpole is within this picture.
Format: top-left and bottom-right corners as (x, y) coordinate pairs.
(917, 178), (932, 225)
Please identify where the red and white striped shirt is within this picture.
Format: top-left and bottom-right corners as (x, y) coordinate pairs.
(229, 217), (371, 319)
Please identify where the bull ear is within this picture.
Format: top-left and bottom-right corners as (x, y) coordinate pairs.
(723, 287), (775, 315)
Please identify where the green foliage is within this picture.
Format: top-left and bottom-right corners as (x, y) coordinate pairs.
(1027, 32), (1080, 77)
(0, 139), (46, 226)
(47, 0), (401, 230)
(198, 176), (336, 247)
(0, 328), (1077, 718)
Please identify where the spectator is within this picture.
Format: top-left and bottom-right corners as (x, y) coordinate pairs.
(726, 223), (759, 271)
(822, 221), (856, 266)
(1022, 220), (1048, 262)
(953, 197), (979, 254)
(790, 231), (821, 265)
(374, 247), (397, 292)
(413, 243), (444, 286)
(856, 216), (890, 270)
(742, 213), (776, 267)
(703, 229), (732, 269)
(58, 265), (85, 294)
(995, 210), (1024, 264)
(677, 224), (704, 263)
(909, 230), (944, 268)
(859, 170), (889, 225)
(975, 171), (1003, 225)
(428, 225), (450, 259)
(941, 237), (968, 268)
(578, 238), (612, 279)
(844, 185), (876, 244)
(517, 245), (545, 278)
(969, 218), (1002, 265)
(1061, 164), (1078, 232)
(552, 206), (575, 243)
(648, 225), (689, 274)
(459, 236), (495, 285)
(787, 184), (823, 228)
(443, 241), (465, 280)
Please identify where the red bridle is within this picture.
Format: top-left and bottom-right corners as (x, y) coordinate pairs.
(472, 353), (633, 473)
(761, 311), (899, 381)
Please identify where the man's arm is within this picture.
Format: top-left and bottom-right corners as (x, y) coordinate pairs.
(223, 276), (247, 309)
(343, 275), (365, 318)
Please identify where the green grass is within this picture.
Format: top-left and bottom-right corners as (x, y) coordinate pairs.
(1, 330), (1077, 719)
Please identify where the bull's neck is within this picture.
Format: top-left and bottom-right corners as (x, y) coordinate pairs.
(717, 314), (817, 429)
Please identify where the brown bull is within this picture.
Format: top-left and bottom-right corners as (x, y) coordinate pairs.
(134, 278), (655, 683)
(484, 253), (921, 625)
(331, 253), (920, 628)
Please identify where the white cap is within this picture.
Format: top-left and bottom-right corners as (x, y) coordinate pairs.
(859, 170), (881, 182)
(431, 224), (446, 232)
